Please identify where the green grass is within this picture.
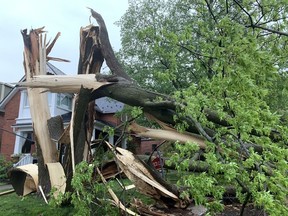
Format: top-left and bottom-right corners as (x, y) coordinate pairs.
(0, 193), (75, 216)
(0, 179), (154, 216)
(0, 172), (177, 216)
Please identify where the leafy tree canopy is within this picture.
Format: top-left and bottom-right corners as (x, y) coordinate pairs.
(118, 0), (288, 214)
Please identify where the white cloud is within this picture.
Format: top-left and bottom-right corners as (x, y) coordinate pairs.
(0, 0), (128, 83)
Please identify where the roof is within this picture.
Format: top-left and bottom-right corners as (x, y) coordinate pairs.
(0, 82), (14, 88)
(46, 62), (66, 75)
(95, 97), (124, 114)
(0, 63), (66, 112)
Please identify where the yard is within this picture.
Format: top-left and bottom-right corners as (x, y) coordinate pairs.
(0, 172), (266, 216)
(0, 192), (74, 216)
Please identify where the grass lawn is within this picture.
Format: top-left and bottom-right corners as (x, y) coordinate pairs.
(0, 178), (155, 216)
(0, 170), (176, 216)
(0, 193), (75, 216)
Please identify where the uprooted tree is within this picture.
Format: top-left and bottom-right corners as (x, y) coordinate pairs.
(18, 1), (288, 215)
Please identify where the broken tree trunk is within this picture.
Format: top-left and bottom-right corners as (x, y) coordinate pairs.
(22, 27), (58, 164)
(21, 28), (58, 194)
(17, 10), (281, 209)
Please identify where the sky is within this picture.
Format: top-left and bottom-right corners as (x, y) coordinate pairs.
(0, 0), (129, 84)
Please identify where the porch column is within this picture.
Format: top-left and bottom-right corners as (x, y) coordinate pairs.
(13, 131), (23, 154)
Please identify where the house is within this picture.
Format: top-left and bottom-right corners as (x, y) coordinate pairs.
(0, 63), (161, 165)
(0, 82), (13, 102)
(0, 85), (20, 161)
(0, 82), (14, 152)
(0, 63), (74, 162)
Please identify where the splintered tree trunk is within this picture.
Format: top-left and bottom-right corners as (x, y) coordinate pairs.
(62, 24), (105, 189)
(21, 28), (58, 194)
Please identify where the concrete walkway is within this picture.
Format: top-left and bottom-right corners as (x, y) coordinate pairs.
(0, 184), (13, 191)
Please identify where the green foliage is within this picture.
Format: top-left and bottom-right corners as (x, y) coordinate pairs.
(51, 161), (120, 216)
(70, 161), (119, 216)
(0, 154), (12, 181)
(119, 0), (288, 214)
(0, 193), (74, 216)
(50, 159), (155, 215)
(103, 125), (115, 137)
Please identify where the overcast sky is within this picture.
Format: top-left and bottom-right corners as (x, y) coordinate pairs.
(0, 0), (129, 84)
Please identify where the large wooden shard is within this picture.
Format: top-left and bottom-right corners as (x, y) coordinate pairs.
(19, 74), (110, 93)
(8, 164), (38, 196)
(128, 122), (206, 149)
(46, 162), (66, 198)
(106, 142), (191, 208)
(22, 28), (57, 164)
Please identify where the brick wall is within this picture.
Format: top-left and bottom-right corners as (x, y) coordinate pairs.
(0, 91), (20, 160)
(97, 112), (121, 126)
(0, 112), (4, 154)
(139, 139), (162, 155)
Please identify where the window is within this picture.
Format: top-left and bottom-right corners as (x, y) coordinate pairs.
(23, 91), (52, 107)
(57, 93), (72, 110)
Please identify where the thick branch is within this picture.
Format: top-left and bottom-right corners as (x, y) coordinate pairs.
(89, 9), (132, 81)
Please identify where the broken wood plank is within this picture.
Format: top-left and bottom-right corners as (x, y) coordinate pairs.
(39, 185), (48, 204)
(0, 189), (15, 196)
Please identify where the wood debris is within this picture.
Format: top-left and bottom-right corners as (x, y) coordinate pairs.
(106, 141), (191, 208)
(8, 164), (38, 196)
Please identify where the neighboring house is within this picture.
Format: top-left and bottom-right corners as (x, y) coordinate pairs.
(0, 82), (14, 152)
(0, 82), (13, 102)
(0, 83), (21, 160)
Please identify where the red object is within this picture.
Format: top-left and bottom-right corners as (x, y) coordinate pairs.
(152, 156), (164, 170)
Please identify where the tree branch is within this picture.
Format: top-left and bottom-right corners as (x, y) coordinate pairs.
(233, 0), (288, 37)
(89, 8), (132, 81)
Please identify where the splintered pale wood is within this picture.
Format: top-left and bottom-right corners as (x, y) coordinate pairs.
(18, 74), (111, 93)
(22, 29), (57, 164)
(106, 142), (191, 208)
(78, 25), (103, 74)
(128, 122), (206, 149)
(8, 164), (39, 196)
(46, 162), (66, 198)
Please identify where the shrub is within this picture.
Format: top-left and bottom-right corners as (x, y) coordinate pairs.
(0, 154), (12, 182)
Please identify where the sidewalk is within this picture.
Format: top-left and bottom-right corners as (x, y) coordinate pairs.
(0, 184), (13, 191)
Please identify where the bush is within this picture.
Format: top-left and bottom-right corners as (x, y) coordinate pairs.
(0, 154), (12, 182)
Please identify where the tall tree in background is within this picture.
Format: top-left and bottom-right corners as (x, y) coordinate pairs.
(118, 0), (288, 214)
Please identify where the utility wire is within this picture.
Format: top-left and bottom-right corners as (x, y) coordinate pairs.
(0, 127), (34, 142)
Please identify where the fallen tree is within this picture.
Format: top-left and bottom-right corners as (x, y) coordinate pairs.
(17, 6), (288, 216)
